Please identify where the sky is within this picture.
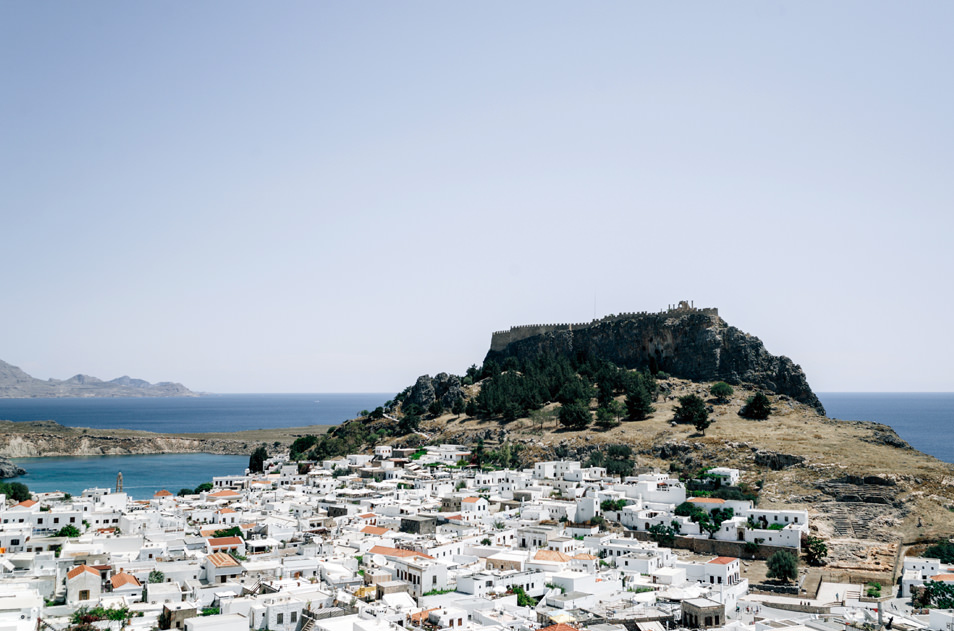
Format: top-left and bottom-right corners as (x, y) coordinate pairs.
(1, 2), (952, 394)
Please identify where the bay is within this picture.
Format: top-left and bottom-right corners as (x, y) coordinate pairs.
(8, 453), (250, 499)
(817, 392), (954, 464)
(0, 393), (393, 433)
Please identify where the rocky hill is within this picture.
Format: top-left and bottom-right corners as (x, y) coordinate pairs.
(372, 378), (954, 581)
(487, 304), (825, 414)
(0, 359), (196, 398)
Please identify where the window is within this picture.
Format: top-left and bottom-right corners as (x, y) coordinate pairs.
(71, 517), (76, 523)
(54, 518), (60, 524)
(277, 614), (284, 624)
(291, 613), (297, 623)
(79, 590), (90, 601)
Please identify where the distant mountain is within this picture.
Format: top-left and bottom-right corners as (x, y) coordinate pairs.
(0, 359), (197, 398)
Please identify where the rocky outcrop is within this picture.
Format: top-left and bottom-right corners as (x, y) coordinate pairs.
(485, 310), (825, 414)
(754, 450), (805, 470)
(0, 359), (196, 398)
(406, 373), (464, 410)
(0, 456), (26, 478)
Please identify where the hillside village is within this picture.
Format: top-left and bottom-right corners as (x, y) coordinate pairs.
(2, 446), (954, 631)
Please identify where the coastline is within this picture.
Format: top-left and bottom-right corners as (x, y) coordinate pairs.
(0, 419), (331, 459)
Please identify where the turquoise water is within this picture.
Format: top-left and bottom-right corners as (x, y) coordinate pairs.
(9, 453), (250, 499)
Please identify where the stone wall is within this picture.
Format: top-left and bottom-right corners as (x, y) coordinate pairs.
(489, 303), (719, 352)
(623, 530), (794, 561)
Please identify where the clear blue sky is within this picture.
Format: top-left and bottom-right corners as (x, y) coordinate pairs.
(2, 2), (951, 393)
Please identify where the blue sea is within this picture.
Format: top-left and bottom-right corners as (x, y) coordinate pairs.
(0, 393), (393, 433)
(817, 393), (954, 464)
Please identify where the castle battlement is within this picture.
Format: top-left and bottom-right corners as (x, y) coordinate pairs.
(489, 301), (718, 352)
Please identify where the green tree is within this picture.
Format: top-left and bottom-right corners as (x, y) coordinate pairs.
(451, 399), (464, 418)
(608, 399), (625, 424)
(56, 524), (81, 538)
(915, 581), (954, 609)
(558, 400), (591, 430)
(248, 445), (268, 473)
(195, 482), (213, 493)
(595, 405), (617, 428)
(766, 550), (799, 583)
(625, 385), (655, 420)
(648, 521), (680, 546)
(398, 413), (421, 435)
(474, 438), (485, 467)
(213, 526), (243, 539)
(148, 570), (165, 584)
(0, 481), (31, 502)
(674, 394), (710, 434)
(805, 535), (828, 566)
(290, 435), (319, 460)
(740, 392), (772, 420)
(428, 400), (444, 417)
(710, 382), (734, 403)
(177, 488), (193, 497)
(924, 541), (954, 564)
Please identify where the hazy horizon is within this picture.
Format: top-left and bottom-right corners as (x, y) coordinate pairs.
(3, 3), (952, 394)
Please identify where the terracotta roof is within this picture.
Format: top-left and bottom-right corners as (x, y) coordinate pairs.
(462, 497), (480, 503)
(359, 513), (375, 518)
(444, 514), (463, 520)
(14, 499), (37, 508)
(932, 573), (954, 581)
(409, 608), (439, 624)
(368, 545), (433, 560)
(573, 553), (597, 560)
(218, 508), (237, 514)
(539, 624), (581, 631)
(708, 556), (737, 565)
(688, 497), (726, 504)
(206, 552), (241, 568)
(67, 565), (99, 580)
(154, 490), (173, 497)
(533, 550), (571, 563)
(209, 490), (240, 498)
(111, 572), (142, 588)
(361, 526), (390, 536)
(208, 536), (243, 547)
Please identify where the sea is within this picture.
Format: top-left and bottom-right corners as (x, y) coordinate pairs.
(0, 393), (391, 498)
(816, 392), (954, 464)
(0, 392), (951, 498)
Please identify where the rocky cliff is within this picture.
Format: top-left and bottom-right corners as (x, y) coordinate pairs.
(0, 359), (196, 398)
(485, 309), (825, 414)
(0, 456), (26, 479)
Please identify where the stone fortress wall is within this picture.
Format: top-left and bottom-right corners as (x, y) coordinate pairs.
(489, 301), (719, 352)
